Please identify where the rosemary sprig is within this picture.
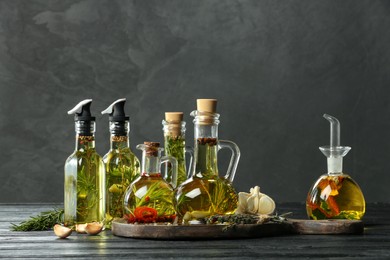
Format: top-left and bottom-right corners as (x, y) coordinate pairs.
(11, 208), (64, 231)
(164, 135), (187, 185)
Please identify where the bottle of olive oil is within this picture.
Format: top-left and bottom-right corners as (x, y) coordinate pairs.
(64, 99), (105, 232)
(162, 112), (192, 186)
(101, 98), (140, 228)
(173, 99), (240, 222)
(123, 142), (178, 223)
(306, 114), (365, 220)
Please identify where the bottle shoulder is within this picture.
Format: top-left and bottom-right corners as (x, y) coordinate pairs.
(103, 149), (139, 161)
(66, 149), (103, 162)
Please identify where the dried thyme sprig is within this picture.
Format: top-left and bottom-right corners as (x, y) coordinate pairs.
(11, 208), (64, 231)
(203, 212), (293, 225)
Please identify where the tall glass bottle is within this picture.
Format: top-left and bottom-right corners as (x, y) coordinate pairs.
(102, 98), (140, 228)
(64, 99), (105, 231)
(162, 112), (192, 186)
(123, 142), (178, 223)
(306, 114), (365, 220)
(174, 99), (240, 222)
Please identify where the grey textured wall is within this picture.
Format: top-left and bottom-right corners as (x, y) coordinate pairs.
(1, 0), (390, 203)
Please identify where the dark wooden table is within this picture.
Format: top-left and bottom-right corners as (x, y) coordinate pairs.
(1, 203), (389, 259)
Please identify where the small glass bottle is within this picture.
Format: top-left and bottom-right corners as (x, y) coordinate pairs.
(162, 112), (192, 186)
(102, 98), (140, 228)
(306, 114), (365, 220)
(123, 142), (178, 223)
(64, 99), (105, 231)
(174, 99), (240, 222)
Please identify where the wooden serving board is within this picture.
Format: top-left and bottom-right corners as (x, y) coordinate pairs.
(111, 218), (364, 240)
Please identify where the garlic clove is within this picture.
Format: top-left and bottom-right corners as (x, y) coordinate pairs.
(257, 195), (276, 215)
(190, 211), (211, 219)
(54, 224), (72, 239)
(85, 222), (103, 235)
(75, 223), (87, 233)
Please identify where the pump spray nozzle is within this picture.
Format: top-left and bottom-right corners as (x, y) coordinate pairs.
(102, 98), (129, 136)
(320, 114), (351, 174)
(68, 99), (96, 135)
(67, 99), (95, 121)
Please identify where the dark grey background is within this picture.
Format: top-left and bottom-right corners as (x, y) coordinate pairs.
(1, 0), (389, 203)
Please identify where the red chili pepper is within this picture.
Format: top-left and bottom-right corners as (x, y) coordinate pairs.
(145, 196), (150, 202)
(133, 206), (158, 223)
(124, 213), (136, 223)
(326, 196), (340, 215)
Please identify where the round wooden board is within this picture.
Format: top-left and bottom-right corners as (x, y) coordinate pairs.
(112, 218), (364, 240)
(290, 219), (364, 235)
(112, 219), (293, 240)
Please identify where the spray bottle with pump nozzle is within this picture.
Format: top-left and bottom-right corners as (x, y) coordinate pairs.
(101, 98), (140, 228)
(306, 114), (365, 220)
(64, 99), (105, 231)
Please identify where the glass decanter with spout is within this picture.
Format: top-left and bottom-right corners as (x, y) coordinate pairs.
(306, 114), (365, 220)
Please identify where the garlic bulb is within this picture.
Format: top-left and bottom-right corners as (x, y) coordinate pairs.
(235, 186), (275, 215)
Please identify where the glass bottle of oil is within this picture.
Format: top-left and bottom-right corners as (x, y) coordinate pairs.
(162, 112), (193, 186)
(64, 99), (105, 231)
(306, 114), (365, 220)
(173, 99), (240, 222)
(101, 98), (140, 228)
(123, 142), (178, 223)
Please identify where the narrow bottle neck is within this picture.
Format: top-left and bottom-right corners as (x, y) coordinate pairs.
(141, 155), (160, 175)
(75, 121), (96, 151)
(162, 120), (186, 137)
(75, 134), (96, 151)
(138, 144), (163, 176)
(193, 122), (219, 176)
(110, 135), (130, 150)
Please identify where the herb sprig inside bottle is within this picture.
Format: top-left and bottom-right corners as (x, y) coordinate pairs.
(162, 112), (190, 186)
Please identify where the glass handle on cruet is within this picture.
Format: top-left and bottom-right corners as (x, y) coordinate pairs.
(161, 156), (178, 188)
(185, 146), (194, 179)
(218, 140), (240, 183)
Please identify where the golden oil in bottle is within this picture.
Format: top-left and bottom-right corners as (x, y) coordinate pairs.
(123, 142), (178, 223)
(64, 137), (105, 227)
(102, 99), (140, 228)
(306, 174), (365, 220)
(174, 138), (238, 219)
(104, 143), (140, 224)
(124, 174), (176, 222)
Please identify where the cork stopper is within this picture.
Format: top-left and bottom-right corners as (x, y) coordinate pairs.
(165, 112), (183, 123)
(197, 99), (217, 113)
(195, 99), (217, 125)
(144, 142), (160, 156)
(164, 112), (183, 137)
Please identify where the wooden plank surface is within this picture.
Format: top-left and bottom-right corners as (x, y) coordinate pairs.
(1, 203), (389, 259)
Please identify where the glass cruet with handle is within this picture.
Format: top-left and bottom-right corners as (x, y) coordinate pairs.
(123, 142), (178, 223)
(173, 99), (240, 223)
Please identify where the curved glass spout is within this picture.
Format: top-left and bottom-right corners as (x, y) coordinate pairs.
(320, 114), (350, 173)
(323, 114), (340, 147)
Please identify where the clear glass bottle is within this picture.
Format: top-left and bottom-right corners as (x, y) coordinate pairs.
(64, 99), (105, 231)
(123, 142), (178, 223)
(102, 99), (140, 228)
(174, 99), (240, 222)
(306, 114), (365, 220)
(162, 112), (192, 186)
